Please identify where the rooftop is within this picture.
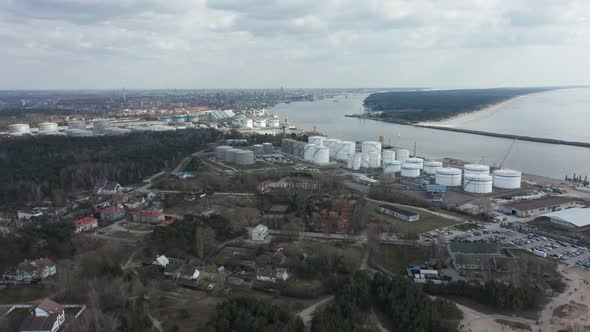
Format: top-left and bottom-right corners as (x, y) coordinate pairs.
(542, 208), (590, 228)
(504, 196), (575, 211)
(449, 242), (501, 255)
(74, 217), (97, 227)
(133, 210), (164, 217)
(377, 204), (419, 217)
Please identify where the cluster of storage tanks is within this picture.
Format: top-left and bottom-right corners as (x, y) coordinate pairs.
(214, 146), (255, 165)
(8, 119), (180, 137)
(251, 143), (274, 156)
(160, 115), (200, 123)
(431, 164), (522, 193)
(282, 138), (329, 165)
(235, 118), (281, 129)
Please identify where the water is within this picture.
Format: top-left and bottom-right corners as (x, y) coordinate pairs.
(272, 93), (590, 180)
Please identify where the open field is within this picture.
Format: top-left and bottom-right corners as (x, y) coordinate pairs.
(375, 244), (431, 274)
(367, 201), (459, 234)
(0, 285), (51, 304)
(453, 223), (483, 231)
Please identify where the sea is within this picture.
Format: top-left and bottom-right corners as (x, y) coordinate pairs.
(271, 89), (590, 180)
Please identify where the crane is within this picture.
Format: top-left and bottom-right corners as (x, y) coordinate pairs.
(494, 138), (518, 170)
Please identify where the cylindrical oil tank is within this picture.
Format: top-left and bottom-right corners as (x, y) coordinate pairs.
(224, 148), (240, 163)
(335, 141), (356, 161)
(383, 160), (402, 173)
(68, 120), (86, 130)
(255, 119), (266, 128)
(93, 119), (111, 132)
(67, 129), (94, 137)
(405, 157), (424, 169)
(308, 136), (325, 147)
(464, 164), (490, 176)
(423, 161), (443, 175)
(9, 123), (30, 134)
(382, 150), (396, 165)
(38, 122), (58, 133)
(187, 115), (199, 123)
(368, 151), (381, 168)
(104, 127), (131, 135)
(464, 174), (493, 193)
(160, 116), (172, 122)
(396, 149), (410, 163)
(235, 150), (255, 165)
(294, 141), (306, 158)
(313, 146), (330, 164)
(262, 143), (273, 154)
(436, 168), (462, 186)
(304, 144), (317, 161)
(252, 144), (264, 156)
(324, 139), (341, 158)
(361, 141), (382, 154)
(401, 163), (421, 177)
(352, 153), (362, 170)
(215, 145), (232, 159)
(281, 139), (294, 155)
(172, 115), (186, 122)
(493, 169), (522, 189)
(268, 119), (280, 128)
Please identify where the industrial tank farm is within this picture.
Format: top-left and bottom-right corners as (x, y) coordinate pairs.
(382, 150), (396, 165)
(9, 123), (31, 135)
(464, 174), (493, 193)
(347, 153), (362, 170)
(401, 163), (421, 178)
(68, 120), (86, 130)
(38, 122), (59, 133)
(304, 144), (317, 161)
(493, 169), (522, 189)
(435, 167), (462, 186)
(335, 141), (356, 161)
(423, 161), (443, 174)
(384, 160), (402, 173)
(463, 164), (490, 176)
(396, 149), (410, 163)
(405, 157), (424, 170)
(313, 146), (330, 164)
(308, 136), (325, 147)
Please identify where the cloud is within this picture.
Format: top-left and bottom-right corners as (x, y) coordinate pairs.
(0, 0), (589, 88)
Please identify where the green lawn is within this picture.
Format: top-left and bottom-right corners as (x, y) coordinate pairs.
(368, 201), (459, 234)
(453, 223), (483, 231)
(375, 244), (431, 274)
(0, 285), (50, 304)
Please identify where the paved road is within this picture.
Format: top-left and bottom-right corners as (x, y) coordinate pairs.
(296, 296), (335, 326)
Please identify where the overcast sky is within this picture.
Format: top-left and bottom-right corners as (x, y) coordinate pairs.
(1, 0), (589, 89)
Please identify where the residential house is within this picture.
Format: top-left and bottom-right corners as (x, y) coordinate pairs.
(99, 206), (125, 222)
(95, 180), (122, 195)
(256, 266), (289, 282)
(124, 196), (146, 210)
(164, 263), (200, 280)
(19, 298), (65, 332)
(154, 255), (169, 267)
(73, 217), (98, 233)
(250, 224), (269, 241)
(3, 258), (57, 282)
(132, 210), (165, 224)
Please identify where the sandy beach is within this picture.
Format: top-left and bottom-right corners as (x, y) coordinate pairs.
(417, 96), (522, 128)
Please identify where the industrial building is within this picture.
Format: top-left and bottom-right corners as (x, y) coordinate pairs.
(376, 204), (420, 222)
(500, 196), (577, 218)
(539, 208), (590, 229)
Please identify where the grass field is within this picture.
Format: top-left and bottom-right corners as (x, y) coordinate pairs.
(375, 244), (431, 274)
(368, 201), (459, 234)
(453, 223), (483, 231)
(0, 285), (50, 304)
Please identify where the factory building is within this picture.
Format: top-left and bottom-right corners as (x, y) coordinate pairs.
(376, 204), (420, 222)
(538, 208), (590, 230)
(499, 196), (577, 218)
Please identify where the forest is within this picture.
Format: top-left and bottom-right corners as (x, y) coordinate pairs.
(423, 279), (541, 311)
(312, 272), (462, 332)
(0, 128), (220, 207)
(363, 87), (554, 123)
(206, 297), (304, 332)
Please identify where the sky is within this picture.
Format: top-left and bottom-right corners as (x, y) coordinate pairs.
(0, 0), (589, 89)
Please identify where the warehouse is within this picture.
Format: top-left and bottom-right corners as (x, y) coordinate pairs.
(500, 196), (577, 218)
(540, 208), (590, 230)
(376, 204), (420, 222)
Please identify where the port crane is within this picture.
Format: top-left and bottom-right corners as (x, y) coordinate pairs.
(493, 138), (518, 169)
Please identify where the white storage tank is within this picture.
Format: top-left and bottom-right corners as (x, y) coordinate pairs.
(464, 174), (493, 193)
(304, 144), (317, 161)
(235, 150), (255, 165)
(263, 143), (273, 154)
(368, 151), (381, 168)
(215, 145), (232, 159)
(405, 157), (424, 169)
(396, 149), (410, 163)
(464, 164), (490, 176)
(324, 139), (341, 158)
(493, 169), (522, 189)
(401, 163), (421, 178)
(242, 119), (253, 128)
(67, 129), (94, 137)
(382, 150), (396, 165)
(293, 141), (306, 158)
(347, 153), (362, 170)
(435, 168), (462, 186)
(224, 148), (240, 163)
(314, 146), (330, 164)
(383, 161), (402, 173)
(252, 144), (264, 156)
(256, 119), (267, 128)
(9, 123), (30, 134)
(104, 127), (131, 135)
(268, 118), (280, 128)
(423, 161), (443, 175)
(92, 119), (111, 133)
(361, 141), (382, 154)
(308, 136), (325, 147)
(335, 141), (356, 161)
(38, 122), (58, 133)
(68, 120), (86, 130)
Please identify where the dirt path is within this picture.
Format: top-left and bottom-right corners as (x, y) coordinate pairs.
(455, 302), (535, 332)
(296, 296), (334, 326)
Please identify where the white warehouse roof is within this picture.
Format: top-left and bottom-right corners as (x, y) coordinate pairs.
(543, 208), (590, 228)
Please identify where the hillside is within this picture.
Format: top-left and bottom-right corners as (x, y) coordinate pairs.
(363, 87), (554, 123)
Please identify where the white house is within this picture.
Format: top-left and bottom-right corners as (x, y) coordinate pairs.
(275, 268), (289, 281)
(251, 224), (269, 241)
(20, 298), (65, 332)
(155, 255), (170, 267)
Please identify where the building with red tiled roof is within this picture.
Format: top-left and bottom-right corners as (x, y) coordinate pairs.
(99, 206), (125, 222)
(132, 210), (165, 224)
(73, 217), (98, 233)
(257, 177), (319, 193)
(20, 298), (65, 332)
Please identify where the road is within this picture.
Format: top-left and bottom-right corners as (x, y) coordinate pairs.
(296, 296), (335, 326)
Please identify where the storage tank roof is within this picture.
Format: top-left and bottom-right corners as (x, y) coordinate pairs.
(464, 174), (493, 181)
(464, 164), (489, 170)
(436, 167), (462, 175)
(494, 169), (522, 177)
(401, 163), (420, 169)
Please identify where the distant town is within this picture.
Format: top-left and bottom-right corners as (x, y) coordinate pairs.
(0, 89), (589, 332)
